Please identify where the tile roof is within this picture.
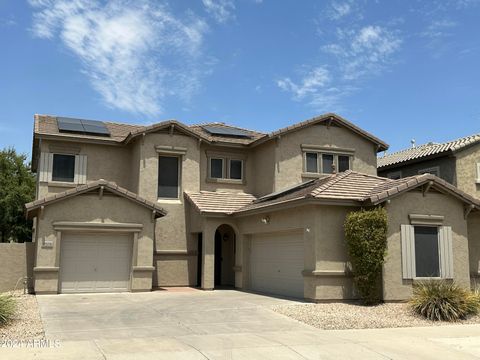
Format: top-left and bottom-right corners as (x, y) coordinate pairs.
(25, 179), (167, 218)
(184, 191), (257, 214)
(33, 113), (388, 150)
(189, 122), (266, 145)
(234, 171), (480, 214)
(378, 133), (480, 169)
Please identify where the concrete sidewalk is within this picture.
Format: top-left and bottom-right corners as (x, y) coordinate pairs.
(2, 290), (480, 359)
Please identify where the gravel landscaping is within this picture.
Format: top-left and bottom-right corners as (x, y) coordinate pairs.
(272, 302), (480, 330)
(0, 291), (45, 340)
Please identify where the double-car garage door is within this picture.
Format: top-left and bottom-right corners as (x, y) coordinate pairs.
(60, 233), (132, 293)
(250, 231), (304, 298)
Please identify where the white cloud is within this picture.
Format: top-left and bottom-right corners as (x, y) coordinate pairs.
(278, 24), (402, 111)
(327, 1), (352, 20)
(202, 0), (235, 23)
(29, 0), (208, 117)
(422, 19), (457, 39)
(324, 25), (402, 80)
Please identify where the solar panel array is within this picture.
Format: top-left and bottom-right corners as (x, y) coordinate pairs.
(57, 117), (110, 137)
(202, 125), (252, 138)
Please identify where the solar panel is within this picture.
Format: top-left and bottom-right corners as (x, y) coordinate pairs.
(57, 117), (110, 137)
(80, 119), (110, 136)
(57, 117), (84, 133)
(202, 125), (251, 138)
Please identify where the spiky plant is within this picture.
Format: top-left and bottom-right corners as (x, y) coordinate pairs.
(0, 294), (16, 325)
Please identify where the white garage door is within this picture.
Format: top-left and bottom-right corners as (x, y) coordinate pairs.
(60, 233), (132, 293)
(250, 231), (304, 298)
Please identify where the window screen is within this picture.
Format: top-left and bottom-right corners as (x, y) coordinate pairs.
(158, 156), (179, 198)
(338, 155), (350, 172)
(306, 153), (318, 173)
(210, 158), (223, 179)
(414, 226), (440, 277)
(52, 154), (75, 182)
(322, 154), (334, 174)
(229, 160), (242, 180)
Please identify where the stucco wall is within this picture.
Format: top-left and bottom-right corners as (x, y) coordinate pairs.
(0, 243), (35, 293)
(455, 144), (480, 199)
(136, 131), (200, 287)
(34, 193), (155, 294)
(38, 140), (133, 198)
(252, 142), (276, 197)
(383, 191), (470, 301)
(272, 123), (378, 192)
(378, 155), (456, 185)
(468, 212), (480, 287)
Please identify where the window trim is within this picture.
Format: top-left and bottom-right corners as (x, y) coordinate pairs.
(413, 225), (441, 280)
(206, 152), (245, 184)
(157, 154), (182, 201)
(418, 166), (440, 177)
(476, 162), (480, 184)
(302, 151), (352, 175)
(51, 153), (76, 183)
(228, 159), (244, 180)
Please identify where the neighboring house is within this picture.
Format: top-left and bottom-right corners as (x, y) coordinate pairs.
(377, 134), (480, 200)
(25, 113), (480, 301)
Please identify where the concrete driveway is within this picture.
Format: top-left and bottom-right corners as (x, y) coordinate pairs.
(4, 289), (480, 359)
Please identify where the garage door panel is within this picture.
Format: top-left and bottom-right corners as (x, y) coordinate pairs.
(250, 231), (304, 298)
(60, 233), (132, 293)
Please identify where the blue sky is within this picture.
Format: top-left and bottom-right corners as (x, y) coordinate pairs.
(1, 0), (479, 156)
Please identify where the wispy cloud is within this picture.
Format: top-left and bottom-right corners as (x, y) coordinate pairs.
(28, 0), (208, 118)
(202, 0), (235, 23)
(422, 19), (457, 39)
(326, 1), (353, 20)
(278, 22), (402, 111)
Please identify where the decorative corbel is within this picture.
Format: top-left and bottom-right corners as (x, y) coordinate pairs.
(327, 117), (333, 129)
(197, 138), (202, 149)
(99, 185), (104, 200)
(423, 181), (433, 196)
(141, 132), (146, 145)
(151, 210), (156, 222)
(169, 124), (174, 136)
(465, 204), (475, 219)
(40, 205), (45, 220)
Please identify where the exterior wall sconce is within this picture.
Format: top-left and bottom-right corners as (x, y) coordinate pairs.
(261, 216), (270, 224)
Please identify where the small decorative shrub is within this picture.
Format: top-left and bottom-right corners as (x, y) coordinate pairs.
(344, 207), (388, 305)
(410, 281), (480, 321)
(0, 294), (16, 325)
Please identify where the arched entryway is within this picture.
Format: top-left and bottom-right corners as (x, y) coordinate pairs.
(214, 224), (236, 288)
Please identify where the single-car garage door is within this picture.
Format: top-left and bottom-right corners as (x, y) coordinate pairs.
(60, 233), (132, 293)
(250, 231), (304, 298)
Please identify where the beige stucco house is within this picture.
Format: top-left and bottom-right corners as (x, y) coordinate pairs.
(26, 113), (480, 301)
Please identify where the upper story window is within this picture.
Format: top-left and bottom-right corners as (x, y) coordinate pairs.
(52, 154), (75, 182)
(304, 151), (351, 174)
(208, 154), (244, 182)
(418, 166), (440, 177)
(158, 155), (180, 199)
(38, 152), (87, 184)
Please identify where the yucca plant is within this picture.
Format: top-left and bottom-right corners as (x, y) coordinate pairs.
(410, 281), (480, 321)
(0, 294), (16, 325)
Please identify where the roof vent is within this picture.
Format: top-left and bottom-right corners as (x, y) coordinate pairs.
(411, 139), (416, 148)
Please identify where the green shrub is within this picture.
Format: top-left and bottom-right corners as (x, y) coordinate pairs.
(410, 281), (480, 321)
(344, 207), (388, 305)
(0, 294), (16, 325)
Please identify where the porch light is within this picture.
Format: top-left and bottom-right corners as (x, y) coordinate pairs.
(261, 216), (270, 224)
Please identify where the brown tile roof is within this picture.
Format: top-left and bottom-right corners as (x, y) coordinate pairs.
(33, 113), (388, 150)
(185, 191), (257, 214)
(378, 133), (480, 169)
(34, 114), (143, 143)
(250, 113), (389, 151)
(189, 122), (266, 145)
(234, 171), (480, 214)
(25, 179), (167, 218)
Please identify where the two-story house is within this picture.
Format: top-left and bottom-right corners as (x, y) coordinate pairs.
(26, 114), (480, 301)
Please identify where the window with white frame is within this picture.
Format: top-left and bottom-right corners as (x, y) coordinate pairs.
(208, 156), (244, 181)
(38, 152), (87, 184)
(304, 152), (351, 174)
(418, 166), (440, 177)
(400, 221), (453, 279)
(158, 155), (180, 199)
